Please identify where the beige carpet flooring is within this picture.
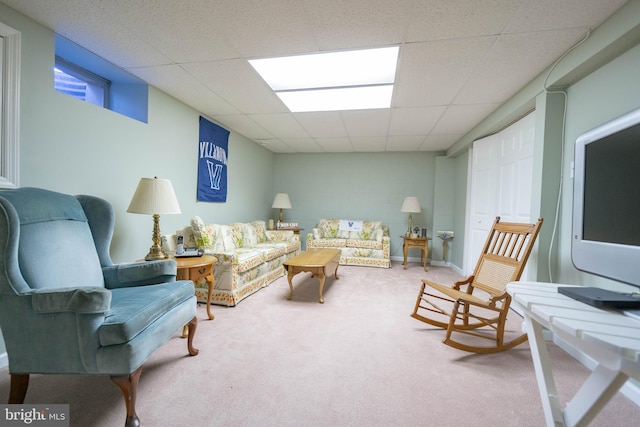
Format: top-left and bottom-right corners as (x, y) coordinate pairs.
(1, 261), (639, 426)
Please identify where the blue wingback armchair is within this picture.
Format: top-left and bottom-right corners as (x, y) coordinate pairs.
(0, 188), (198, 427)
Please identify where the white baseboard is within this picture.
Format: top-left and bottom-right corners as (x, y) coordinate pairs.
(390, 255), (425, 263)
(390, 256), (464, 276)
(0, 351), (7, 369)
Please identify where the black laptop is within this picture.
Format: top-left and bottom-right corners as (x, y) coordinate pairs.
(558, 286), (640, 309)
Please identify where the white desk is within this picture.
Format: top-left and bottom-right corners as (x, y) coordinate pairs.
(507, 281), (640, 427)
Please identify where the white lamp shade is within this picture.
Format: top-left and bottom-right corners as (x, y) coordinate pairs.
(272, 193), (292, 209)
(127, 177), (182, 215)
(401, 196), (421, 213)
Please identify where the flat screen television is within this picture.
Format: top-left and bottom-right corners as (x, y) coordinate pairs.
(570, 106), (640, 305)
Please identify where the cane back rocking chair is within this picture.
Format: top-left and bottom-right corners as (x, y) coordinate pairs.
(411, 216), (543, 353)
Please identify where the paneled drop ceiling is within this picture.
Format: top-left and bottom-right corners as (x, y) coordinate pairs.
(0, 0), (629, 153)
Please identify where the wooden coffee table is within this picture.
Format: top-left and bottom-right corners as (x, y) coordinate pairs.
(283, 248), (341, 303)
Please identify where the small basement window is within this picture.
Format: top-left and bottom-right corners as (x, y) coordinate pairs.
(54, 56), (111, 107)
(54, 34), (149, 123)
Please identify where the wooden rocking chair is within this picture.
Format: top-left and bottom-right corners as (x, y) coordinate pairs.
(411, 217), (543, 353)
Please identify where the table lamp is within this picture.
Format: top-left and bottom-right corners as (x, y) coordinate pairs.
(272, 193), (292, 223)
(128, 177), (181, 261)
(401, 196), (421, 236)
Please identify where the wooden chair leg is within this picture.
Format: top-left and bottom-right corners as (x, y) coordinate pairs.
(111, 366), (143, 427)
(8, 374), (29, 404)
(187, 315), (199, 356)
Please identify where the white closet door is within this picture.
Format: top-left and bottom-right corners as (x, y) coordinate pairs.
(465, 112), (536, 275)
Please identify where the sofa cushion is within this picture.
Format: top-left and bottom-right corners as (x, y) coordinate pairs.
(234, 248), (265, 272)
(244, 224), (258, 246)
(349, 221), (382, 241)
(318, 219), (349, 238)
(251, 221), (268, 243)
(190, 216), (218, 251)
(252, 243), (285, 261)
(217, 224), (235, 251)
(229, 223), (258, 248)
(99, 280), (194, 346)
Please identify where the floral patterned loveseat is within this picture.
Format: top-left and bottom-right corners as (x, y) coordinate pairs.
(306, 219), (390, 268)
(163, 217), (300, 306)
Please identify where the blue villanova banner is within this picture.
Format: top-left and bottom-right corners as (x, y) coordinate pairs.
(198, 116), (230, 202)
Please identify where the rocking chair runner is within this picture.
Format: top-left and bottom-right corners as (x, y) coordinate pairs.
(411, 216), (543, 353)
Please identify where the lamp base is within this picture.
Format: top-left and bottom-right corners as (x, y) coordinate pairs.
(144, 214), (168, 261)
(144, 244), (168, 261)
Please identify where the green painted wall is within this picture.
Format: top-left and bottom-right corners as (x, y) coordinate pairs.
(272, 152), (441, 257)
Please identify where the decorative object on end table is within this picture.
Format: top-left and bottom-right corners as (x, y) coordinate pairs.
(128, 177), (182, 261)
(401, 196), (421, 236)
(436, 230), (455, 261)
(272, 192), (292, 223)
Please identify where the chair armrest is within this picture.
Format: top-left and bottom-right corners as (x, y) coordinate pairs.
(30, 287), (111, 314)
(103, 260), (177, 289)
(452, 276), (474, 291)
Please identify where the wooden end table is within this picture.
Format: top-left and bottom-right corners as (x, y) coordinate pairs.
(174, 255), (217, 321)
(283, 248), (340, 303)
(401, 235), (430, 271)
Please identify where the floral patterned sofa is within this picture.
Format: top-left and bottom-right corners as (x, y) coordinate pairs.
(306, 219), (391, 268)
(163, 217), (300, 306)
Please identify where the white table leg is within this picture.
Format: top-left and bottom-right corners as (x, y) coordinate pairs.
(563, 364), (627, 426)
(524, 316), (565, 426)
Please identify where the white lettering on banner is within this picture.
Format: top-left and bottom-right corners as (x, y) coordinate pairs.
(207, 161), (223, 190)
(199, 141), (228, 165)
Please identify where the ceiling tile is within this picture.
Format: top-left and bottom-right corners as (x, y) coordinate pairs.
(207, 0), (319, 57)
(211, 115), (274, 140)
(350, 136), (387, 152)
(255, 139), (296, 153)
(388, 106), (446, 135)
(393, 37), (496, 107)
(293, 112), (349, 138)
(131, 64), (240, 116)
(504, 0), (628, 34)
(93, 0), (241, 63)
(182, 59), (288, 114)
(280, 138), (325, 153)
(249, 113), (311, 139)
(432, 104), (500, 134)
(454, 29), (586, 104)
(385, 135), (425, 151)
(406, 0), (522, 42)
(341, 110), (391, 137)
(303, 0), (409, 50)
(315, 138), (354, 152)
(419, 134), (463, 151)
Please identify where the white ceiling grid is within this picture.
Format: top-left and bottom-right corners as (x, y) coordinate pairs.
(0, 0), (629, 153)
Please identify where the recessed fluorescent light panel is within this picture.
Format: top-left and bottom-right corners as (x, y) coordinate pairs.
(249, 46), (399, 112)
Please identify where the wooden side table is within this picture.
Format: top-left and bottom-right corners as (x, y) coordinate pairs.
(401, 235), (430, 271)
(174, 255), (217, 321)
